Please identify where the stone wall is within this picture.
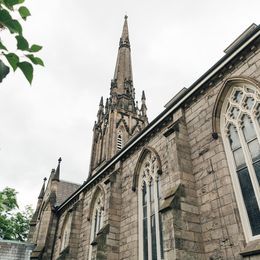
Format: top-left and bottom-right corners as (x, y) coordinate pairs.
(0, 240), (34, 260)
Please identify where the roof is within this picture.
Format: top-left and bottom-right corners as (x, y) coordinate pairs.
(56, 180), (80, 206)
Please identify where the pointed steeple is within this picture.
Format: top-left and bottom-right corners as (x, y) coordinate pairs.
(111, 15), (133, 98)
(89, 16), (149, 174)
(38, 177), (47, 199)
(52, 157), (62, 181)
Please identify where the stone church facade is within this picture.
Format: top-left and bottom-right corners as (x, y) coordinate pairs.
(29, 17), (260, 260)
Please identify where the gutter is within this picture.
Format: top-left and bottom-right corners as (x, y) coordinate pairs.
(58, 25), (260, 212)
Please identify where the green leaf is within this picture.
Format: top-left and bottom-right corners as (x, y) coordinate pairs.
(0, 41), (8, 51)
(0, 9), (12, 24)
(2, 0), (20, 10)
(15, 35), (29, 51)
(0, 59), (10, 82)
(26, 54), (44, 66)
(0, 10), (22, 34)
(4, 19), (22, 35)
(29, 44), (42, 52)
(18, 6), (31, 20)
(17, 61), (33, 84)
(4, 53), (19, 71)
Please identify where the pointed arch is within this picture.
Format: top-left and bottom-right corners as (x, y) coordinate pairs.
(60, 211), (72, 252)
(88, 184), (106, 259)
(132, 146), (162, 192)
(116, 116), (130, 134)
(217, 77), (260, 241)
(116, 122), (128, 151)
(87, 184), (105, 221)
(212, 76), (260, 135)
(134, 146), (164, 259)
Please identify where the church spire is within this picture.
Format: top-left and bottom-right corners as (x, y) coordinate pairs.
(111, 15), (133, 98)
(89, 16), (148, 174)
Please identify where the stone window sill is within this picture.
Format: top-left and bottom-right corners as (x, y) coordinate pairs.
(240, 240), (260, 257)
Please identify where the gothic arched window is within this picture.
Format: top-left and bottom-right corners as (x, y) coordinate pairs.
(60, 213), (72, 252)
(138, 150), (163, 260)
(220, 82), (260, 241)
(88, 189), (105, 259)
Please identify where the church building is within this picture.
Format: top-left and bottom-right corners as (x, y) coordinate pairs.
(29, 17), (260, 260)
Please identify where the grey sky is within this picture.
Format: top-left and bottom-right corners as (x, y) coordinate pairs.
(0, 0), (259, 209)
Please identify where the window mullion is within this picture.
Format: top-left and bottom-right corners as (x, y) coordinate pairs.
(154, 179), (162, 260)
(138, 185), (144, 260)
(251, 115), (260, 148)
(97, 209), (101, 234)
(147, 182), (152, 260)
(236, 123), (260, 209)
(223, 127), (251, 241)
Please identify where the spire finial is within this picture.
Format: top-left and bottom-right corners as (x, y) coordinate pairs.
(124, 14), (128, 20)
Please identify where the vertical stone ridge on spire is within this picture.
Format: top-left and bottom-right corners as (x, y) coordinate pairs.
(112, 15), (133, 97)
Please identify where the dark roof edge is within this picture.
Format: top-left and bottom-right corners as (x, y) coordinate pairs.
(57, 24), (260, 212)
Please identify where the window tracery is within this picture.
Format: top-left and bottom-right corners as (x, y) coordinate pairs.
(138, 150), (163, 260)
(221, 82), (260, 240)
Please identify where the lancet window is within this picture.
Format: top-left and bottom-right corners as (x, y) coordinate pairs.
(60, 213), (72, 252)
(88, 189), (105, 259)
(220, 82), (260, 240)
(138, 150), (163, 260)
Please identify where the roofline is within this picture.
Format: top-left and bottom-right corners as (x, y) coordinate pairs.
(58, 24), (260, 212)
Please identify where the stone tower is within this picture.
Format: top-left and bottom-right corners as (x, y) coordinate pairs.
(89, 16), (148, 174)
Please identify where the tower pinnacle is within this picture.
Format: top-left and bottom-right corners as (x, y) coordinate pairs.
(38, 177), (47, 199)
(52, 157), (62, 181)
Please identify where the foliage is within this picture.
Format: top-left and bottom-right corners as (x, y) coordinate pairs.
(0, 0), (44, 84)
(0, 187), (33, 241)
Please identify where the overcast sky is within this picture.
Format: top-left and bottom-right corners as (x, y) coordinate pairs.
(0, 0), (259, 209)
